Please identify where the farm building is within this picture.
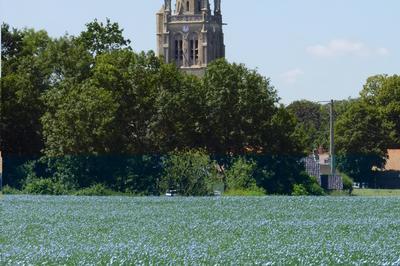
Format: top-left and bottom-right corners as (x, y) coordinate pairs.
(374, 149), (400, 189)
(302, 150), (343, 190)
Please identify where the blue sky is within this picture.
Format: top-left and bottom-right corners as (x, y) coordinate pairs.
(1, 0), (399, 104)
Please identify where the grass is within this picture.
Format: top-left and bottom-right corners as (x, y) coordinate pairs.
(223, 188), (266, 196)
(1, 195), (400, 264)
(353, 188), (400, 196)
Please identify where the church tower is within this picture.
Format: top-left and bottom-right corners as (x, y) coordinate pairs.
(156, 0), (225, 76)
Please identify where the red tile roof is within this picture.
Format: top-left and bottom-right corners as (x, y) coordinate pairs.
(386, 149), (400, 171)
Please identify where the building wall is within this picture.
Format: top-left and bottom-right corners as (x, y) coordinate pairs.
(386, 149), (400, 171)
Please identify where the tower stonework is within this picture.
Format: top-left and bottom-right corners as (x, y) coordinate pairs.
(157, 0), (225, 76)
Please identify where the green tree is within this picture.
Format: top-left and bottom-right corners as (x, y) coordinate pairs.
(78, 18), (131, 56)
(44, 35), (93, 83)
(91, 50), (164, 154)
(202, 59), (279, 154)
(335, 100), (394, 183)
(1, 28), (52, 156)
(287, 100), (323, 151)
(149, 66), (205, 152)
(225, 157), (260, 191)
(360, 75), (400, 147)
(159, 150), (219, 196)
(1, 23), (25, 74)
(41, 82), (119, 157)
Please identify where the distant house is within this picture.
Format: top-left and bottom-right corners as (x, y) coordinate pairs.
(374, 149), (400, 189)
(302, 150), (343, 190)
(386, 149), (400, 171)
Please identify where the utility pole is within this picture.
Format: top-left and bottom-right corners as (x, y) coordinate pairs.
(329, 99), (335, 176)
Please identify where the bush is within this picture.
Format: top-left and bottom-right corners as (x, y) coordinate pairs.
(74, 184), (114, 196)
(159, 150), (220, 196)
(252, 155), (310, 195)
(342, 173), (354, 192)
(23, 178), (69, 195)
(292, 184), (309, 196)
(305, 175), (325, 196)
(225, 157), (258, 190)
(2, 185), (22, 195)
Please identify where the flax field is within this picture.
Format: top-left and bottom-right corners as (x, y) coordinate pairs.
(1, 195), (400, 265)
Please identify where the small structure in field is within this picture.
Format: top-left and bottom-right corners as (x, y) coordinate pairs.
(302, 149), (343, 190)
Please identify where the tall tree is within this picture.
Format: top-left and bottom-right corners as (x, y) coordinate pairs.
(78, 18), (131, 56)
(1, 23), (25, 74)
(335, 100), (394, 183)
(202, 59), (279, 154)
(287, 100), (323, 151)
(1, 28), (52, 157)
(41, 82), (119, 157)
(360, 75), (400, 147)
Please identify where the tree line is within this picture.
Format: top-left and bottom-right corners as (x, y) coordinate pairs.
(288, 75), (400, 184)
(1, 20), (399, 195)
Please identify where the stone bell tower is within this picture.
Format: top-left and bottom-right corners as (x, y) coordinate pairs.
(156, 0), (225, 76)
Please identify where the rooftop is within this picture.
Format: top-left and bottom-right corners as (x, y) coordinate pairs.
(386, 149), (400, 171)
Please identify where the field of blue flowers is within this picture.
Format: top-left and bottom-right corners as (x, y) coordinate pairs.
(1, 195), (400, 265)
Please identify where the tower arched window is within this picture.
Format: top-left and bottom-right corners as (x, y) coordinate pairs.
(186, 1), (190, 12)
(174, 34), (184, 66)
(189, 33), (199, 65)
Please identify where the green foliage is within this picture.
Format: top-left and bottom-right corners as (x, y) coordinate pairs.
(291, 175), (324, 196)
(287, 100), (323, 151)
(252, 155), (309, 195)
(1, 185), (22, 195)
(202, 59), (280, 154)
(41, 83), (119, 157)
(159, 150), (219, 196)
(1, 27), (52, 158)
(335, 100), (393, 183)
(113, 156), (162, 195)
(352, 189), (400, 197)
(292, 184), (309, 196)
(8, 21), (394, 196)
(287, 99), (357, 152)
(23, 178), (68, 195)
(225, 157), (258, 190)
(360, 74), (400, 147)
(223, 188), (266, 196)
(74, 184), (114, 196)
(342, 174), (354, 192)
(304, 175), (325, 196)
(1, 23), (25, 68)
(78, 18), (131, 55)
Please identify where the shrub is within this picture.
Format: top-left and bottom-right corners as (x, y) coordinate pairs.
(225, 157), (257, 190)
(292, 184), (309, 196)
(305, 175), (325, 196)
(2, 185), (22, 195)
(74, 184), (114, 196)
(159, 150), (220, 196)
(342, 173), (354, 192)
(23, 178), (69, 195)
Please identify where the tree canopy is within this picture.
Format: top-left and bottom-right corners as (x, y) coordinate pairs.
(2, 20), (398, 194)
